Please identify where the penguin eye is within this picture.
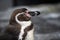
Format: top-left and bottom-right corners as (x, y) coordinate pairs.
(20, 14), (25, 16)
(20, 14), (23, 16)
(21, 14), (24, 16)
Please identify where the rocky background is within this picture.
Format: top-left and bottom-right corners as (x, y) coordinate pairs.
(0, 0), (60, 40)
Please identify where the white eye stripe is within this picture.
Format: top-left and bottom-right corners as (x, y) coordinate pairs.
(15, 12), (24, 24)
(16, 13), (24, 17)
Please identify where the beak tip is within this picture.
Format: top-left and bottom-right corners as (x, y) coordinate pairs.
(36, 11), (40, 15)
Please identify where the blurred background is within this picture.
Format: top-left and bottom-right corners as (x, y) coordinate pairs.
(0, 0), (60, 40)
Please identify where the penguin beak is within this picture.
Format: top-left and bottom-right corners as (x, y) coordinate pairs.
(28, 11), (40, 16)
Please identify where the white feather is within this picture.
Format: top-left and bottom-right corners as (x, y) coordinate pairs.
(15, 13), (32, 40)
(25, 29), (34, 40)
